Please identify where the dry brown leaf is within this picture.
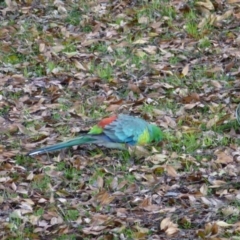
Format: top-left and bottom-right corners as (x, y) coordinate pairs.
(210, 180), (227, 188)
(128, 145), (150, 159)
(216, 10), (233, 22)
(128, 83), (141, 93)
(182, 64), (189, 76)
(74, 60), (87, 71)
(138, 16), (149, 24)
(146, 154), (167, 164)
(166, 165), (178, 177)
(163, 116), (177, 128)
(106, 104), (120, 112)
(110, 177), (118, 190)
(216, 221), (233, 227)
(210, 80), (222, 88)
(97, 176), (104, 189)
(82, 226), (107, 235)
(166, 226), (179, 236)
(160, 217), (179, 236)
(95, 190), (115, 205)
(39, 43), (45, 52)
(222, 206), (240, 216)
(51, 45), (65, 53)
(196, 0), (215, 10)
(150, 21), (162, 28)
(133, 38), (149, 44)
(184, 102), (199, 109)
(206, 115), (219, 128)
(182, 93), (200, 103)
(200, 184), (208, 196)
(143, 45), (158, 55)
(215, 151), (233, 164)
(152, 108), (166, 116)
(139, 197), (151, 208)
(181, 126), (201, 134)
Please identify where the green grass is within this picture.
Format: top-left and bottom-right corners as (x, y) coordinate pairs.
(0, 105), (10, 116)
(64, 167), (82, 181)
(55, 234), (77, 240)
(88, 62), (115, 81)
(8, 212), (23, 231)
(56, 125), (71, 135)
(31, 175), (52, 191)
(198, 37), (211, 49)
(64, 209), (79, 221)
(35, 207), (44, 217)
(89, 43), (108, 53)
(65, 8), (82, 26)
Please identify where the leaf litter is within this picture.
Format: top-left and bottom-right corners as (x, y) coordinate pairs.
(1, 0), (240, 239)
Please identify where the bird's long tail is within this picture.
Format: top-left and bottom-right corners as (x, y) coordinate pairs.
(27, 135), (97, 156)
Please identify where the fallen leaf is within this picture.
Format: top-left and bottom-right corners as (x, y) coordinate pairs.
(182, 64), (189, 76)
(166, 165), (178, 177)
(215, 151), (233, 164)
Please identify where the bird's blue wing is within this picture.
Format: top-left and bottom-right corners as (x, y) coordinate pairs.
(103, 114), (149, 144)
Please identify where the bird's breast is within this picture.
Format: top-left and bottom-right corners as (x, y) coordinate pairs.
(137, 129), (150, 145)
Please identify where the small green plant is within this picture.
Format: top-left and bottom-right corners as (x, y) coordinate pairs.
(64, 167), (82, 180)
(63, 42), (77, 53)
(120, 227), (134, 238)
(167, 132), (201, 153)
(89, 43), (108, 53)
(32, 175), (51, 191)
(137, 0), (161, 18)
(96, 63), (113, 81)
(202, 136), (214, 148)
(35, 207), (44, 216)
(82, 25), (92, 33)
(15, 155), (35, 166)
(57, 161), (67, 171)
(46, 61), (57, 73)
(226, 214), (240, 224)
(32, 65), (45, 77)
(8, 212), (23, 232)
(198, 37), (211, 49)
(3, 54), (21, 64)
(180, 221), (192, 229)
(52, 112), (62, 120)
(56, 125), (70, 135)
(169, 56), (180, 65)
(131, 54), (147, 68)
(55, 234), (77, 240)
(124, 174), (136, 184)
(119, 150), (131, 163)
(65, 209), (79, 221)
(185, 21), (199, 38)
(65, 8), (82, 26)
(0, 105), (10, 116)
(161, 5), (176, 19)
(141, 103), (154, 114)
(184, 11), (199, 38)
(115, 17), (125, 25)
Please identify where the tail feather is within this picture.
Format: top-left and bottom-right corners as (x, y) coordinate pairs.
(28, 135), (97, 156)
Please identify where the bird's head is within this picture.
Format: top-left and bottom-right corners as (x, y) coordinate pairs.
(149, 124), (163, 143)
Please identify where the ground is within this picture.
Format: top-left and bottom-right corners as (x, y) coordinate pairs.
(1, 0), (240, 239)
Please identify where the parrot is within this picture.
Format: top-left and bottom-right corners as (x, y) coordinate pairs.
(27, 114), (163, 156)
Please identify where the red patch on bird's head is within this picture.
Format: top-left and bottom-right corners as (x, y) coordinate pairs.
(98, 115), (117, 128)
